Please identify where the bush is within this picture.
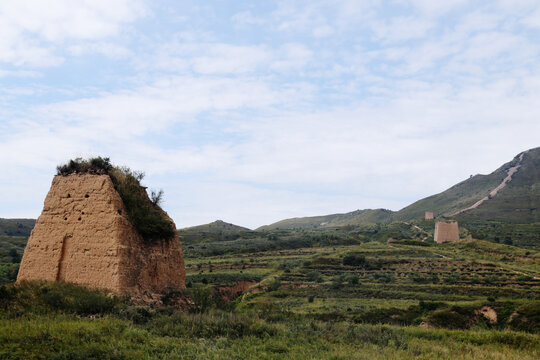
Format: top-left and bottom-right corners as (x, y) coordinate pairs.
(267, 279), (282, 292)
(346, 325), (407, 350)
(160, 286), (186, 306)
(117, 306), (153, 325)
(146, 310), (278, 339)
(507, 303), (540, 333)
(56, 157), (113, 175)
(0, 263), (19, 285)
(56, 157), (176, 244)
(343, 254), (366, 267)
(1, 281), (120, 316)
(186, 273), (261, 286)
(331, 274), (351, 289)
(38, 282), (118, 315)
(427, 309), (471, 329)
(51, 345), (126, 360)
(373, 272), (395, 283)
(306, 271), (322, 283)
(185, 284), (215, 313)
(410, 273), (429, 283)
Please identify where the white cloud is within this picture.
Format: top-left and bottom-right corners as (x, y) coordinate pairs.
(0, 0), (146, 66)
(143, 41), (272, 74)
(22, 76), (295, 141)
(312, 25), (334, 37)
(397, 0), (469, 16)
(371, 16), (433, 42)
(67, 42), (132, 59)
(2, 0), (540, 227)
(0, 69), (40, 78)
(144, 40), (314, 75)
(270, 43), (313, 71)
(231, 10), (265, 25)
(522, 7), (540, 28)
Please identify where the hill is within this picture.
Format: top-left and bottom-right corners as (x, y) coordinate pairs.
(394, 147), (539, 222)
(259, 147), (539, 230)
(0, 218), (35, 237)
(181, 220), (251, 232)
(257, 209), (393, 230)
(456, 148), (539, 222)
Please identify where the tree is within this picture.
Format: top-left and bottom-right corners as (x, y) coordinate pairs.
(150, 189), (164, 206)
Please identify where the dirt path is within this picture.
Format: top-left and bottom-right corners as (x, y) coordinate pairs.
(449, 151), (527, 217)
(403, 222), (430, 241)
(506, 267), (540, 280)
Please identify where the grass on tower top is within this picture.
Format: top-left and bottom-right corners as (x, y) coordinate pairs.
(56, 157), (176, 243)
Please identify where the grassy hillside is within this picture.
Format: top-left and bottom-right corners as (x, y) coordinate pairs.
(0, 235), (26, 284)
(395, 147), (539, 222)
(182, 220), (251, 232)
(393, 160), (516, 221)
(257, 209), (393, 230)
(461, 148), (540, 222)
(1, 224), (539, 359)
(457, 220), (540, 248)
(259, 147), (539, 230)
(0, 218), (35, 237)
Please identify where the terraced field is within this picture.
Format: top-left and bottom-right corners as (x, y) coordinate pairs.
(1, 225), (539, 359)
(182, 229), (539, 333)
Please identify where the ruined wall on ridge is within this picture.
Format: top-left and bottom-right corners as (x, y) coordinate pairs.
(17, 174), (185, 298)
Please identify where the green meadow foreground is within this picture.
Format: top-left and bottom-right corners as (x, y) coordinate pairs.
(1, 222), (539, 359)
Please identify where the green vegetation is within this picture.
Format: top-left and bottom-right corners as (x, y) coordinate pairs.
(181, 226), (539, 335)
(1, 218), (540, 358)
(186, 273), (261, 286)
(459, 149), (540, 223)
(1, 148), (539, 358)
(257, 147), (540, 230)
(181, 220), (251, 233)
(257, 208), (393, 230)
(0, 236), (26, 285)
(0, 219), (35, 237)
(56, 157), (176, 243)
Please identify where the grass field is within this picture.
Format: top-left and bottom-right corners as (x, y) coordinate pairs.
(0, 281), (538, 360)
(0, 223), (539, 359)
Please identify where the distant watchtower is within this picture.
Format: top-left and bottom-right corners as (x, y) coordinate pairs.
(434, 221), (459, 243)
(425, 211), (434, 220)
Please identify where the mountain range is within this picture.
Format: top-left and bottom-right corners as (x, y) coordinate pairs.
(256, 147), (539, 230)
(1, 147), (538, 234)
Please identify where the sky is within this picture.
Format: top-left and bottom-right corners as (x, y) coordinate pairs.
(1, 0), (539, 229)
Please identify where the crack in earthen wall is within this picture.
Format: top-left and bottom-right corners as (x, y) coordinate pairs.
(56, 234), (71, 281)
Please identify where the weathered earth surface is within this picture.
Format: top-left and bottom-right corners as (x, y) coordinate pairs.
(17, 174), (185, 299)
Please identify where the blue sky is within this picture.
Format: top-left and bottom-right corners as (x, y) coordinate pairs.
(1, 0), (539, 228)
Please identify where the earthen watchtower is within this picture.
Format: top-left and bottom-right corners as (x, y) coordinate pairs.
(17, 162), (185, 299)
(434, 221), (459, 243)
